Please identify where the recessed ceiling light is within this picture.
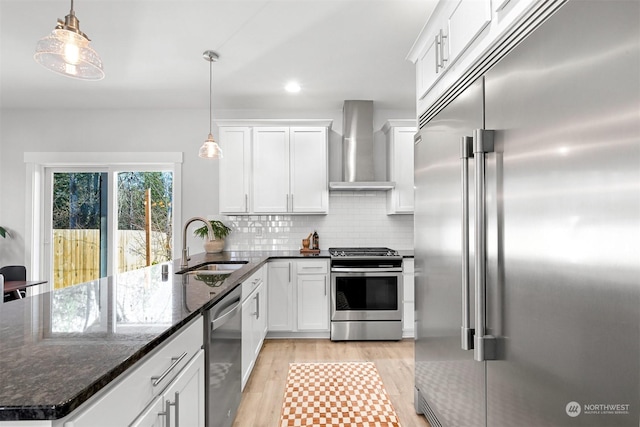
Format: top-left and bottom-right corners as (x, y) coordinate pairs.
(285, 82), (301, 93)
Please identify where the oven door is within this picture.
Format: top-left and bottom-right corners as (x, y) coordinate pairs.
(331, 270), (402, 322)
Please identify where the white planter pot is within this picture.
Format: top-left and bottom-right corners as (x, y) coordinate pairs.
(204, 239), (225, 253)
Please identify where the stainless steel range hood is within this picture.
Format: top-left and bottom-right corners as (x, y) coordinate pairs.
(329, 100), (395, 191)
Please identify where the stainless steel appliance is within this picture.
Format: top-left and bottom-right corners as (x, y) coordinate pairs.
(329, 247), (403, 341)
(414, 1), (639, 426)
(205, 286), (242, 427)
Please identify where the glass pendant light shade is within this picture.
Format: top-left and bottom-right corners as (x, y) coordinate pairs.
(34, 3), (104, 80)
(199, 134), (223, 159)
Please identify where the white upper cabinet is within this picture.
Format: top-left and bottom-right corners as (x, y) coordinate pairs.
(410, 0), (491, 103)
(447, 0), (492, 66)
(219, 127), (251, 214)
(383, 121), (416, 215)
(409, 0), (545, 115)
(253, 127), (290, 213)
(217, 120), (331, 215)
(289, 127), (328, 213)
(416, 34), (441, 101)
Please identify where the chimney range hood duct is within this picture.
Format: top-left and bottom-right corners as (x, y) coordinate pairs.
(329, 100), (395, 191)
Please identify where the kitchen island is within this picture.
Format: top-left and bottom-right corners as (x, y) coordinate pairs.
(0, 250), (328, 424)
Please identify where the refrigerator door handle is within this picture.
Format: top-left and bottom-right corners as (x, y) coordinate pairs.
(460, 136), (474, 351)
(473, 129), (497, 362)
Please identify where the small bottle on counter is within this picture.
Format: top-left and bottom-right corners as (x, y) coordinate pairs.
(312, 231), (319, 250)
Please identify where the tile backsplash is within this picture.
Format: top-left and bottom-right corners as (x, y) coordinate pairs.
(222, 191), (413, 251)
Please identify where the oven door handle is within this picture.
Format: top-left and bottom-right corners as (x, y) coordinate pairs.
(331, 267), (403, 273)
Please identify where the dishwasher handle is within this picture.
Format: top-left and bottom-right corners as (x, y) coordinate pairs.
(211, 298), (241, 330)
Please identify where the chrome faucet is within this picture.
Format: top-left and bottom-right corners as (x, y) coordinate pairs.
(181, 216), (214, 269)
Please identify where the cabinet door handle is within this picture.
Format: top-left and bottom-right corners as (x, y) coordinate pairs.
(245, 194), (248, 212)
(434, 34), (440, 74)
(288, 263), (291, 283)
(151, 352), (188, 386)
(439, 29), (448, 69)
(324, 276), (327, 296)
(174, 392), (180, 427)
(254, 292), (260, 319)
(165, 399), (176, 427)
(290, 193), (294, 211)
(286, 194), (289, 211)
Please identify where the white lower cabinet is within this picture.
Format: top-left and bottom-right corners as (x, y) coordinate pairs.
(267, 259), (329, 337)
(128, 395), (164, 427)
(241, 279), (266, 390)
(403, 259), (415, 338)
(61, 318), (204, 427)
(296, 261), (329, 331)
(267, 261), (294, 331)
(130, 350), (205, 427)
(159, 349), (205, 427)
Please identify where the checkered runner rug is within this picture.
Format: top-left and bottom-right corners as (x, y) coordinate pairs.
(279, 362), (402, 427)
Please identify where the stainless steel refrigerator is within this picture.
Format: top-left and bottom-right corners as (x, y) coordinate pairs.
(413, 1), (640, 426)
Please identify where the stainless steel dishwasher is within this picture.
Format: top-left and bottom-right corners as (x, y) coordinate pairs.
(204, 285), (242, 427)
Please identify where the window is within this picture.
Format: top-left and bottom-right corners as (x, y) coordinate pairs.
(25, 152), (182, 292)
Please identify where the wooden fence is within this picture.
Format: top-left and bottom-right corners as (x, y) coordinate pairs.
(53, 229), (170, 289)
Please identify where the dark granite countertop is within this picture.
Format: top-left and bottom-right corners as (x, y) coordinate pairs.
(0, 250), (330, 421)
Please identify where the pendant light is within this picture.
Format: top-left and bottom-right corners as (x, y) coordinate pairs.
(199, 51), (223, 159)
(34, 0), (104, 80)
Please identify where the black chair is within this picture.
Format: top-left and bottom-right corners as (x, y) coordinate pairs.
(2, 265), (27, 302)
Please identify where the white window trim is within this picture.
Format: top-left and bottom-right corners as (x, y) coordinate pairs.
(24, 152), (183, 293)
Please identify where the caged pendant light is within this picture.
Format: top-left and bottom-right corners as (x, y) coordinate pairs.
(198, 50), (223, 159)
(34, 0), (104, 80)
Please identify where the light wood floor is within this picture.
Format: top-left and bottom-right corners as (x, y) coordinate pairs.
(233, 339), (431, 427)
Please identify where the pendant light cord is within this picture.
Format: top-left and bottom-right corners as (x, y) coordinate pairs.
(209, 58), (213, 135)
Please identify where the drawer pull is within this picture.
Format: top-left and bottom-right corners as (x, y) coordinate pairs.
(151, 352), (188, 386)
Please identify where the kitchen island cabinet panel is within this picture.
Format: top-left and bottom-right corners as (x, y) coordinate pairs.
(129, 350), (204, 427)
(159, 349), (205, 427)
(128, 396), (164, 427)
(61, 318), (203, 427)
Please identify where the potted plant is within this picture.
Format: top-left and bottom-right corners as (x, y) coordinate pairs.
(0, 226), (9, 239)
(193, 220), (231, 253)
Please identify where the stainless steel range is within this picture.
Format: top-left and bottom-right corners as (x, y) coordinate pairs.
(329, 247), (403, 341)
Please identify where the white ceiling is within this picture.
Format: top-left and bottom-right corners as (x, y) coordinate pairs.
(0, 0), (436, 112)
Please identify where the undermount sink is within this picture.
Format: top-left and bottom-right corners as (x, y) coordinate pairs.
(192, 262), (247, 273)
(180, 262), (248, 287)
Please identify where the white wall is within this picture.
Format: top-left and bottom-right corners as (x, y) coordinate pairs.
(0, 107), (414, 266)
